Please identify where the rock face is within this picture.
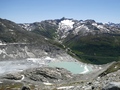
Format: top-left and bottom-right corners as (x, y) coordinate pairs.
(70, 69), (120, 90)
(23, 67), (73, 83)
(102, 82), (120, 90)
(3, 73), (23, 80)
(0, 43), (77, 63)
(21, 86), (31, 90)
(0, 43), (63, 60)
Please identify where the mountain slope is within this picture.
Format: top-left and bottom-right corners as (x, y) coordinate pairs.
(0, 18), (48, 43)
(64, 34), (120, 64)
(19, 20), (58, 39)
(1, 18), (119, 64)
(19, 18), (120, 64)
(0, 18), (77, 61)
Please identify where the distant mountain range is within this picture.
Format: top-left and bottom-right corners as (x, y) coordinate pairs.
(0, 18), (120, 64)
(19, 17), (120, 39)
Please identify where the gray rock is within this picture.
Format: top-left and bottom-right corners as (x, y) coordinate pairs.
(102, 82), (120, 90)
(3, 73), (23, 80)
(23, 67), (73, 83)
(21, 86), (30, 90)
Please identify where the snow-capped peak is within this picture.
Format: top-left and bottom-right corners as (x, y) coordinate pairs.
(57, 20), (75, 39)
(60, 20), (74, 29)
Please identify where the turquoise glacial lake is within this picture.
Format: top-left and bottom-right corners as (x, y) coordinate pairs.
(48, 62), (92, 74)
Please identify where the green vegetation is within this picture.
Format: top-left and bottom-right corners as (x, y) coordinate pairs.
(47, 39), (65, 49)
(99, 61), (120, 76)
(0, 18), (120, 65)
(0, 82), (37, 90)
(64, 34), (120, 64)
(0, 82), (23, 90)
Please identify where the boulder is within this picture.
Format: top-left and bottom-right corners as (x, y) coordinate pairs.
(21, 86), (30, 90)
(3, 73), (23, 80)
(102, 82), (120, 90)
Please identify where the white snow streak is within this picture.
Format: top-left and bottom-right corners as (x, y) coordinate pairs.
(80, 65), (89, 74)
(57, 86), (74, 89)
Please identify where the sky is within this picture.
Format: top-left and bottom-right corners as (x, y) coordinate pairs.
(0, 0), (120, 23)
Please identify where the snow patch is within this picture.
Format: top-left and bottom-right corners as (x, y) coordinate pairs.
(21, 23), (32, 31)
(80, 65), (89, 74)
(43, 82), (53, 85)
(57, 86), (74, 89)
(27, 58), (45, 64)
(27, 58), (41, 62)
(21, 75), (25, 80)
(60, 20), (74, 29)
(0, 49), (3, 54)
(45, 57), (53, 60)
(0, 42), (6, 46)
(76, 25), (89, 30)
(92, 23), (97, 26)
(115, 66), (117, 69)
(99, 67), (102, 69)
(58, 20), (75, 38)
(27, 57), (55, 64)
(45, 38), (48, 40)
(74, 25), (89, 34)
(92, 23), (110, 32)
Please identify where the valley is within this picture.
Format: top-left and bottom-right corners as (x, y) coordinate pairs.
(0, 18), (120, 89)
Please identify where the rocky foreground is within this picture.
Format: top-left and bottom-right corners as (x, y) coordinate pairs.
(0, 62), (119, 90)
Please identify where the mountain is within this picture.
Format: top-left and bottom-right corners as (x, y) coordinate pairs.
(0, 17), (120, 64)
(0, 18), (47, 43)
(0, 18), (120, 90)
(106, 22), (120, 28)
(0, 18), (77, 61)
(19, 18), (120, 39)
(19, 17), (120, 64)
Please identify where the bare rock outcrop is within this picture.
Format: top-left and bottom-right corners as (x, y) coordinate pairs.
(23, 67), (73, 83)
(102, 82), (120, 90)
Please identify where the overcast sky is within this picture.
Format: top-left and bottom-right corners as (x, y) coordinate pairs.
(0, 0), (120, 23)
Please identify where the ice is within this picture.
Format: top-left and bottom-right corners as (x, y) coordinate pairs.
(60, 20), (74, 29)
(80, 65), (89, 74)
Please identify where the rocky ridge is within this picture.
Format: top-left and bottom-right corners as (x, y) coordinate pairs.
(19, 17), (120, 40)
